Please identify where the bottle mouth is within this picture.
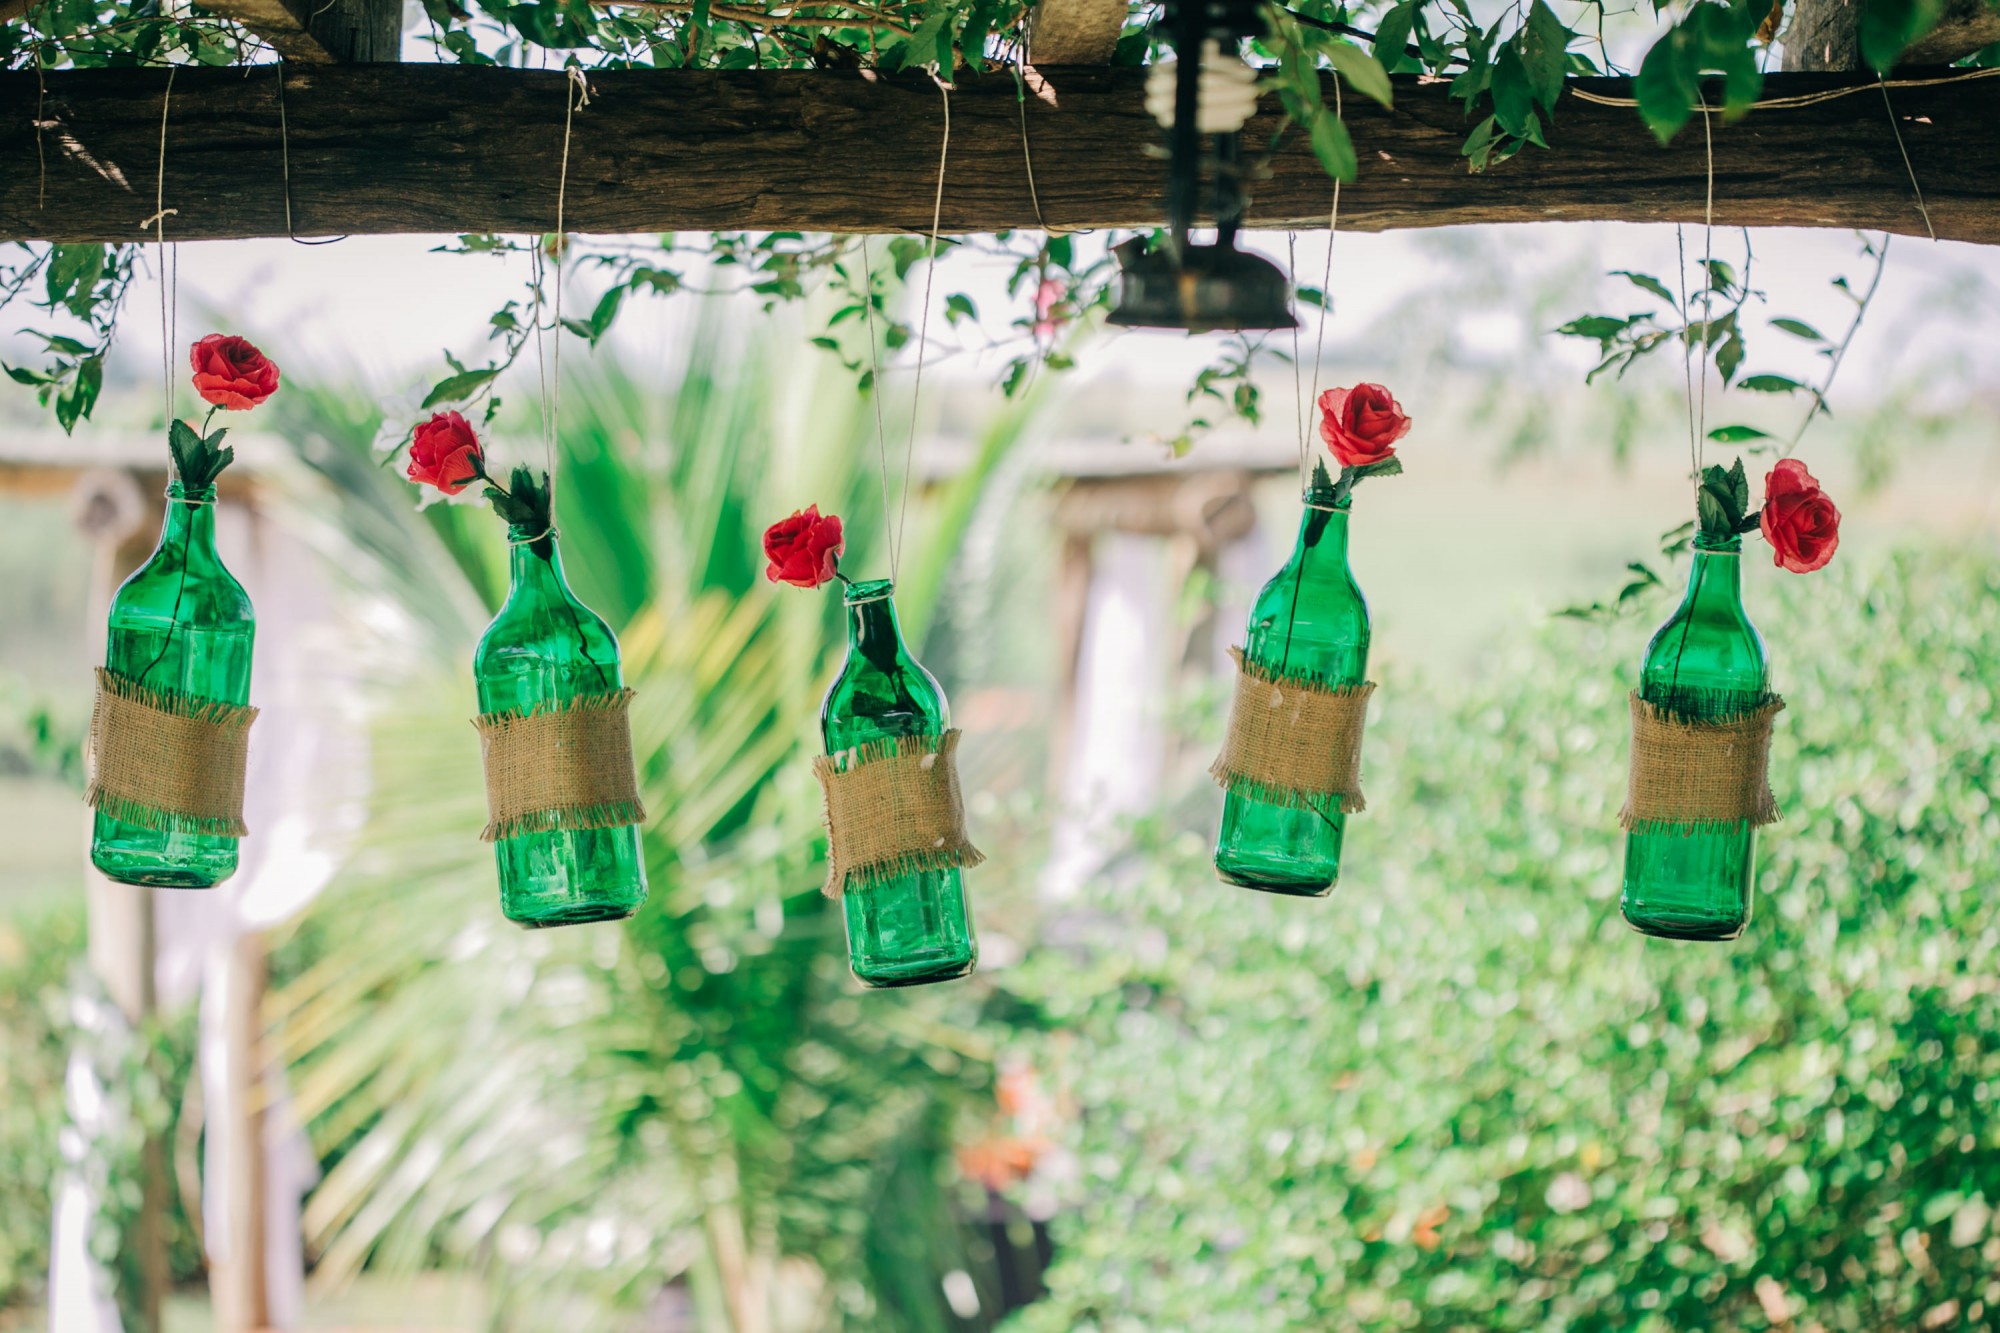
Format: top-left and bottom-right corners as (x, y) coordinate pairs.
(1692, 534), (1743, 554)
(844, 578), (894, 605)
(167, 482), (218, 504)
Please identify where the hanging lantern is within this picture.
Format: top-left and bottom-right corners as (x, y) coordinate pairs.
(87, 336), (277, 888)
(1211, 385), (1408, 896)
(1108, 0), (1298, 333)
(1619, 458), (1838, 941)
(408, 413), (648, 928)
(764, 509), (981, 988)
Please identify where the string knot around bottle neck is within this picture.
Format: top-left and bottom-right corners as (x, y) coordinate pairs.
(843, 578), (894, 606)
(507, 526), (558, 547)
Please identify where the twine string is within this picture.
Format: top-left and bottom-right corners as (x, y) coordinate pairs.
(1876, 77), (1935, 242)
(891, 74), (952, 584)
(276, 65), (346, 245)
(859, 235), (895, 575)
(1298, 74), (1343, 495)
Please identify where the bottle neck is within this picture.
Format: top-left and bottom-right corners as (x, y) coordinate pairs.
(1679, 538), (1744, 615)
(161, 483), (218, 553)
(507, 527), (569, 598)
(1293, 499), (1352, 571)
(844, 581), (906, 671)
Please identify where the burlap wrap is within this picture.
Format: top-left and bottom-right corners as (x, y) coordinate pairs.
(473, 689), (647, 842)
(1620, 691), (1784, 833)
(813, 729), (985, 898)
(1209, 648), (1373, 814)
(85, 667), (258, 837)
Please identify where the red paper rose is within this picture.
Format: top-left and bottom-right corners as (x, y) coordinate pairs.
(1317, 383), (1411, 469)
(406, 411), (485, 496)
(763, 506), (844, 588)
(1760, 457), (1840, 574)
(189, 334), (280, 410)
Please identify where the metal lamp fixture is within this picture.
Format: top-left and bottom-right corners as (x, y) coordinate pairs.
(1108, 0), (1298, 333)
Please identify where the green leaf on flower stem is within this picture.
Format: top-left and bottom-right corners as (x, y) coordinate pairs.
(1739, 373), (1806, 394)
(1708, 424), (1772, 443)
(1771, 317), (1827, 342)
(1613, 271), (1677, 305)
(167, 418), (234, 487)
(421, 368), (500, 409)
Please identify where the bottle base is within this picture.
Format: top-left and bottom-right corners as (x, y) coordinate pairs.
(1215, 861), (1336, 898)
(1621, 910), (1746, 943)
(852, 955), (977, 989)
(507, 900), (642, 930)
(91, 852), (233, 889)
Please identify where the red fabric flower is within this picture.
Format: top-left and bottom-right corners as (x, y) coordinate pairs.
(189, 334), (280, 410)
(1760, 457), (1840, 574)
(763, 506), (844, 588)
(406, 411), (485, 496)
(1317, 383), (1411, 469)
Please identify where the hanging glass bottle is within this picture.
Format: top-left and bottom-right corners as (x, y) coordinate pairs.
(473, 514), (648, 928)
(1619, 530), (1770, 940)
(90, 474), (256, 888)
(820, 578), (978, 987)
(1213, 465), (1370, 896)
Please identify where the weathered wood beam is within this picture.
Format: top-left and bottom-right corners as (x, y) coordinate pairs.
(1027, 0), (1132, 65)
(1, 65), (1995, 244)
(196, 0), (404, 63)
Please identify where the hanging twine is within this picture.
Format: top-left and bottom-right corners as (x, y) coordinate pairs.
(473, 689), (646, 842)
(1210, 649), (1372, 815)
(814, 730), (985, 897)
(86, 668), (258, 837)
(1621, 691), (1784, 834)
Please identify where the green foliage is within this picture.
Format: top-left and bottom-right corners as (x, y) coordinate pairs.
(1859, 0), (1950, 71)
(0, 243), (135, 433)
(0, 901), (85, 1311)
(1006, 545), (2000, 1331)
(1631, 0), (1765, 144)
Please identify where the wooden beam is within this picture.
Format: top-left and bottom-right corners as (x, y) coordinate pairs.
(2, 65), (1995, 244)
(1027, 0), (1131, 65)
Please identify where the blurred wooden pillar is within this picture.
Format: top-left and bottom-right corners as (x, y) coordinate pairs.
(208, 931), (270, 1333)
(1048, 470), (1259, 787)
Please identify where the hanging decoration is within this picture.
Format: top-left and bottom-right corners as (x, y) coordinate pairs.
(1211, 383), (1408, 897)
(1620, 456), (1840, 941)
(87, 334), (273, 888)
(763, 507), (982, 989)
(1106, 0), (1297, 333)
(405, 412), (648, 928)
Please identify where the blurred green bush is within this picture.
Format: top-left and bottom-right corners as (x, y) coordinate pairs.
(1006, 545), (2000, 1332)
(0, 900), (82, 1312)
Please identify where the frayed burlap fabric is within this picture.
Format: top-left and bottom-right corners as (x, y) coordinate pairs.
(1620, 691), (1784, 834)
(85, 667), (258, 836)
(1210, 648), (1373, 814)
(814, 729), (985, 897)
(474, 689), (647, 842)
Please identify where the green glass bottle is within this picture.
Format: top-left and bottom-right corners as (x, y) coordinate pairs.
(1621, 531), (1770, 941)
(820, 579), (977, 988)
(473, 525), (646, 928)
(1214, 472), (1370, 896)
(91, 481), (256, 888)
